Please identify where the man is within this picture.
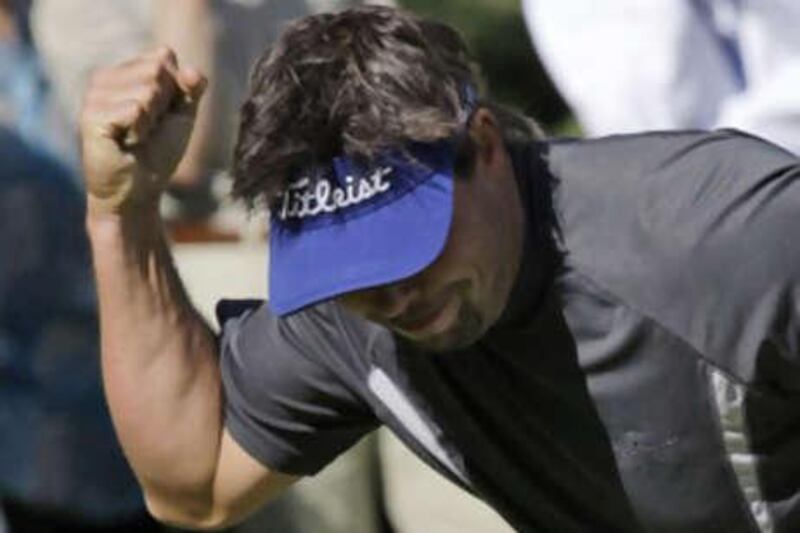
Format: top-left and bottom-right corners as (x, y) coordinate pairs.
(80, 6), (800, 532)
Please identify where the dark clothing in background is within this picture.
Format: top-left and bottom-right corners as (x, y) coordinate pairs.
(0, 127), (147, 526)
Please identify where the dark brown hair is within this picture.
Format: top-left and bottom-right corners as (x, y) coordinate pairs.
(232, 5), (541, 209)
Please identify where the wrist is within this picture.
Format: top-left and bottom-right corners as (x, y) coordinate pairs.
(86, 194), (163, 243)
(86, 184), (162, 216)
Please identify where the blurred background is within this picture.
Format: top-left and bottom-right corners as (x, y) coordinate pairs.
(3, 0), (798, 531)
(0, 2), (566, 531)
(402, 0), (571, 133)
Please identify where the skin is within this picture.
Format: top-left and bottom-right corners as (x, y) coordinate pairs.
(82, 48), (295, 530)
(339, 109), (525, 352)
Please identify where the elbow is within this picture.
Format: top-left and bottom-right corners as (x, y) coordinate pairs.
(143, 491), (237, 531)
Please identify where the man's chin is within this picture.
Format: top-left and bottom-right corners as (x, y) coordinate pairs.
(408, 334), (479, 353)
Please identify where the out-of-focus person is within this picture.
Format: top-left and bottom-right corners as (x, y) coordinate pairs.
(0, 3), (166, 530)
(523, 0), (800, 154)
(0, 128), (165, 533)
(0, 0), (71, 164)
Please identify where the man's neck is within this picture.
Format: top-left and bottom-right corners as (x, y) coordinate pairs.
(492, 141), (557, 330)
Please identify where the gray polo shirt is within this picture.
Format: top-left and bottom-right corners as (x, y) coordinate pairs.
(219, 130), (800, 532)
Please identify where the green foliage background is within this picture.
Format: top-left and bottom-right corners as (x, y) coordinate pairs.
(399, 0), (573, 133)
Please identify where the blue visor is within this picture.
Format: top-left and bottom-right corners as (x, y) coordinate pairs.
(268, 141), (455, 316)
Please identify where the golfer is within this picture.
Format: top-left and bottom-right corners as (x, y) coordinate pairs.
(81, 6), (800, 531)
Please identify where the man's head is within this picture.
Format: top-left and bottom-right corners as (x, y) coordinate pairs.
(232, 6), (541, 351)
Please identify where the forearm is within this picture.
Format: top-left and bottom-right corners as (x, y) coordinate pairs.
(79, 49), (290, 528)
(87, 201), (223, 516)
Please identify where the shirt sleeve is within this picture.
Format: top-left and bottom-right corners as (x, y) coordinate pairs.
(217, 300), (379, 475)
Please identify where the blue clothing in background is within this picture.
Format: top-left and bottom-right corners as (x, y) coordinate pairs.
(0, 39), (77, 175)
(0, 119), (143, 523)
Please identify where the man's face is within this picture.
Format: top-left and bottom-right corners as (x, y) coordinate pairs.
(338, 111), (524, 351)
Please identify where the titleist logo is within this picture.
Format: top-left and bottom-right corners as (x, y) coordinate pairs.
(277, 167), (393, 220)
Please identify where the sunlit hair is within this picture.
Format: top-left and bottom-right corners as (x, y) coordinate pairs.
(232, 5), (542, 209)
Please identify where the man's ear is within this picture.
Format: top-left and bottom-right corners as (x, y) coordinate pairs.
(468, 107), (503, 168)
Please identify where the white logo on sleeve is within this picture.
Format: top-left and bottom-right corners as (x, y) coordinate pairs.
(368, 367), (469, 486)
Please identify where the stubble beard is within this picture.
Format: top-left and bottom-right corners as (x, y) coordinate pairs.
(404, 299), (487, 353)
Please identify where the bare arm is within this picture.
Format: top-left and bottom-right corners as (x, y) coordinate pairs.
(81, 47), (296, 529)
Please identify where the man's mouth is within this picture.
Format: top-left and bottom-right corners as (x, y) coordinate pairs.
(391, 295), (460, 337)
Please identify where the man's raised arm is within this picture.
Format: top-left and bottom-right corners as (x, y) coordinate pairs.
(80, 47), (296, 529)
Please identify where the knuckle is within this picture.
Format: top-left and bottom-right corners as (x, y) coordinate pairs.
(153, 45), (176, 64)
(130, 99), (147, 116)
(133, 85), (160, 115)
(115, 99), (143, 122)
(84, 86), (109, 106)
(139, 94), (158, 116)
(79, 109), (108, 136)
(147, 79), (164, 101)
(80, 92), (108, 122)
(146, 61), (165, 83)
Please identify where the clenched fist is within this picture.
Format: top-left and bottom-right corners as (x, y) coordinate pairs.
(80, 47), (207, 214)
